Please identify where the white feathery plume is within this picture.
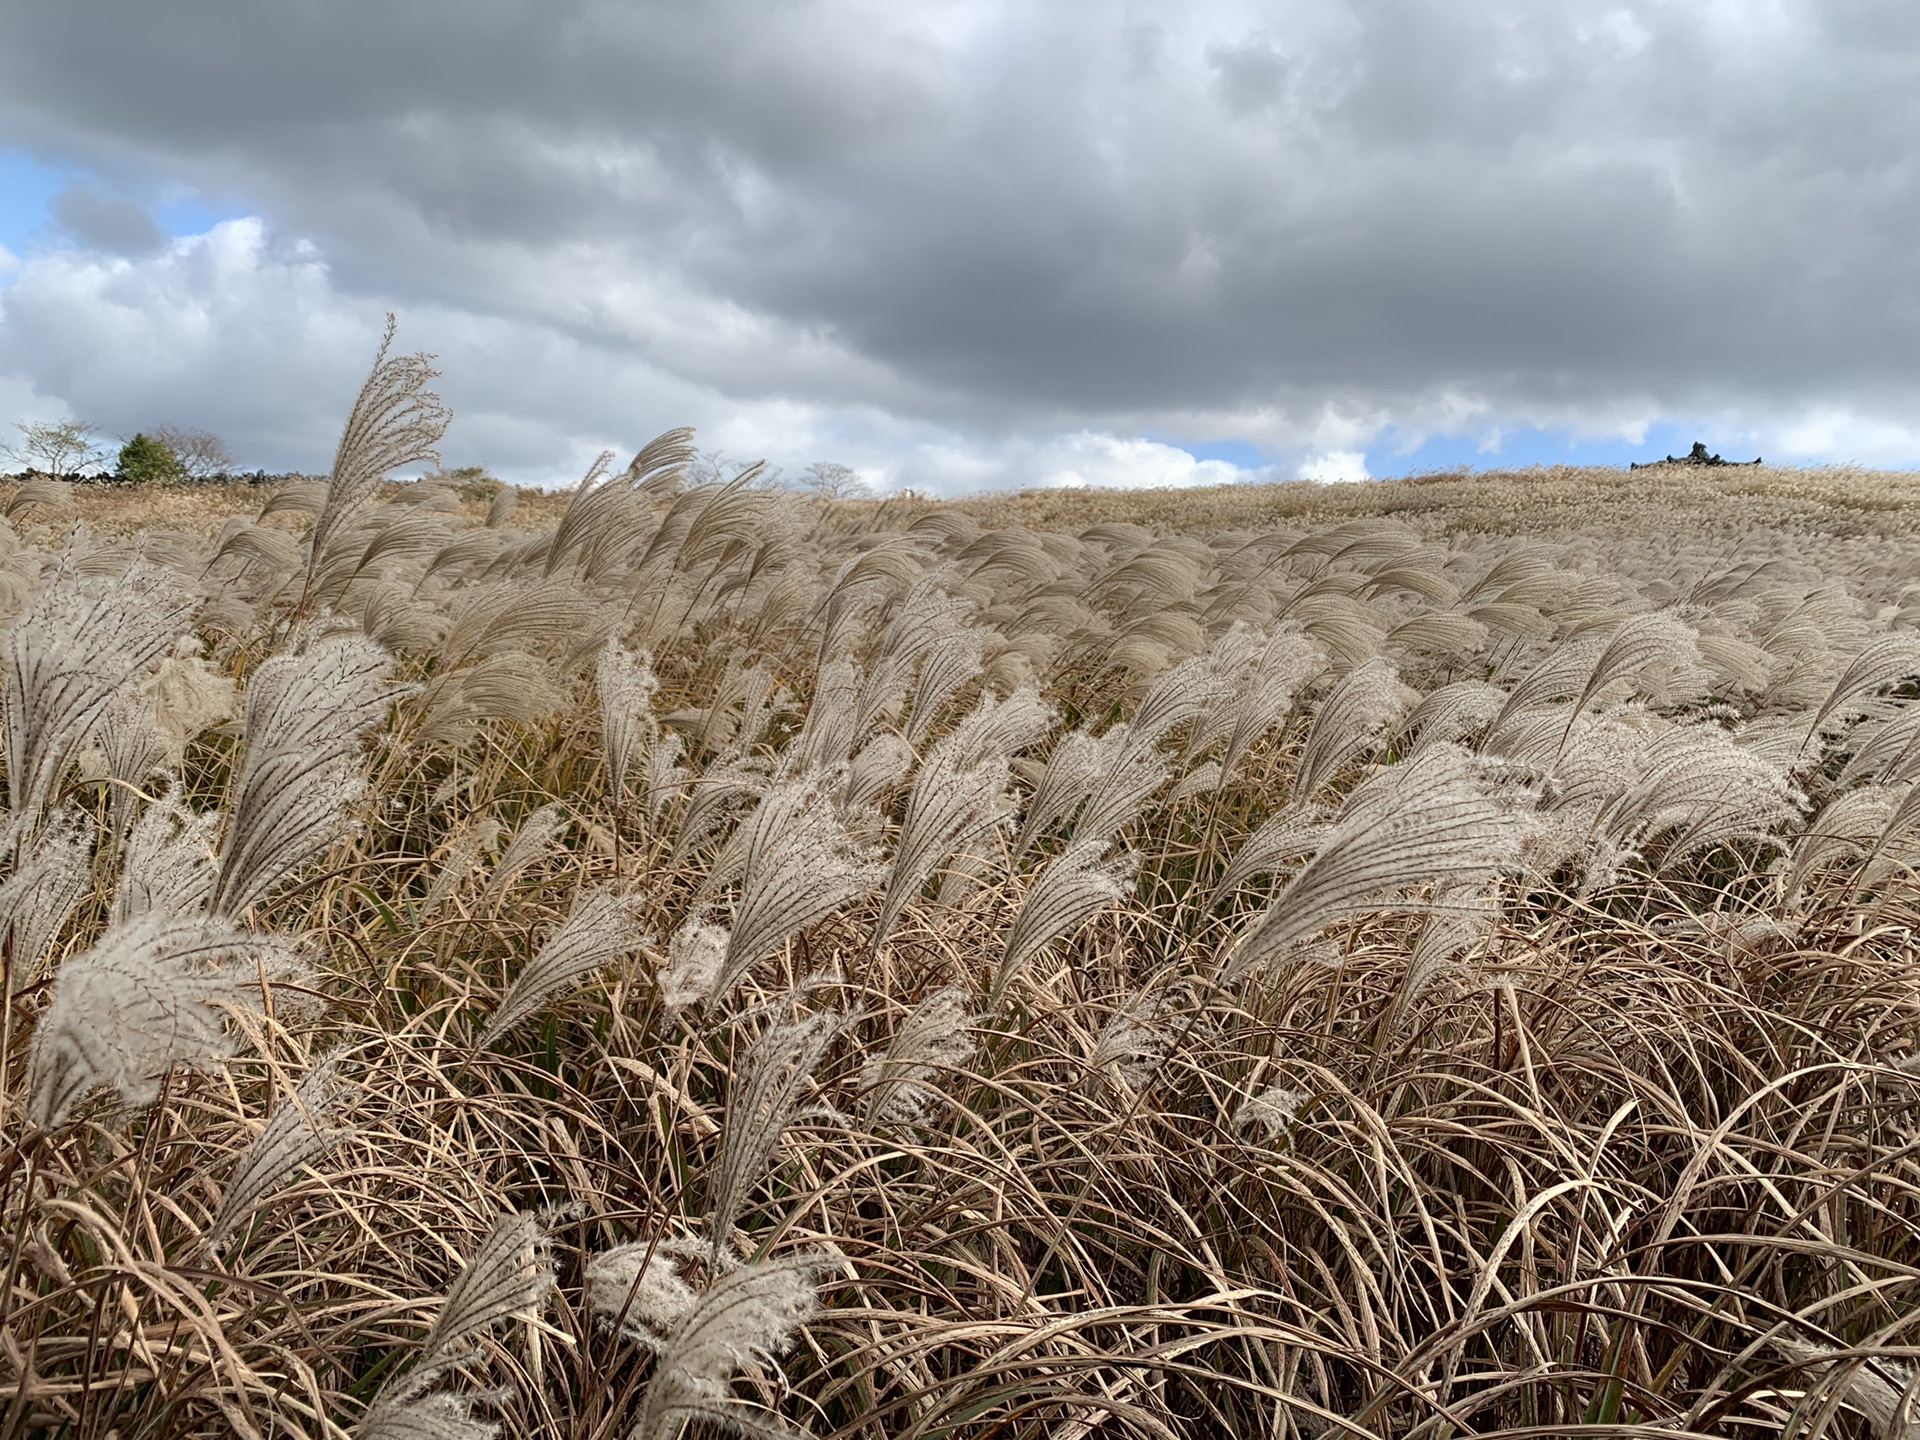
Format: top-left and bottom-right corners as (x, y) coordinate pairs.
(1386, 611), (1488, 658)
(1402, 680), (1507, 753)
(672, 758), (770, 870)
(790, 657), (865, 773)
(1486, 629), (1614, 732)
(5, 562), (195, 834)
(1289, 591), (1388, 669)
(1293, 657), (1414, 800)
(1013, 727), (1124, 858)
(478, 890), (651, 1044)
(629, 1252), (824, 1440)
(1234, 1082), (1310, 1141)
(1854, 783), (1920, 896)
(95, 691), (170, 832)
(857, 579), (973, 736)
(113, 780), (218, 922)
(1209, 631), (1322, 784)
(411, 650), (567, 747)
(1165, 760), (1224, 805)
(1591, 723), (1805, 880)
(299, 318), (452, 617)
(0, 806), (95, 979)
(714, 777), (883, 1001)
(1126, 654), (1224, 752)
(873, 747), (1011, 949)
(990, 841), (1137, 1008)
(933, 833), (1002, 910)
(935, 686), (1054, 772)
(1839, 704), (1920, 787)
(27, 913), (300, 1129)
(1071, 735), (1171, 851)
(842, 733), (915, 814)
(708, 1012), (841, 1263)
(419, 817), (503, 921)
(599, 640), (660, 809)
(1225, 744), (1530, 983)
(421, 1211), (556, 1366)
(476, 803), (569, 904)
(1208, 806), (1327, 906)
(1694, 631), (1774, 694)
(586, 1232), (706, 1348)
(1805, 631), (1920, 746)
(212, 634), (397, 916)
(645, 730), (691, 828)
(858, 986), (977, 1128)
(1565, 611), (1709, 721)
(207, 1050), (352, 1252)
(658, 919), (730, 1011)
(902, 625), (988, 747)
(1386, 890), (1499, 1031)
(354, 1390), (499, 1440)
(1088, 986), (1176, 1091)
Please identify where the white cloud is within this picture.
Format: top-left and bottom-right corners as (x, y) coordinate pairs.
(0, 218), (1280, 492)
(2, 207), (1914, 495)
(1031, 432), (1258, 491)
(1297, 449), (1371, 483)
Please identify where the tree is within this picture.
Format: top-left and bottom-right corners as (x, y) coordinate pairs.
(800, 461), (873, 500)
(5, 419), (107, 481)
(116, 432), (187, 486)
(150, 424), (235, 480)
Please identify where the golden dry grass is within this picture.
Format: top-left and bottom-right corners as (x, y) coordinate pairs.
(7, 445), (1920, 1440)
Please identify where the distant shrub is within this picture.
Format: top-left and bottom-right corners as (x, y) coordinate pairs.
(116, 432), (186, 486)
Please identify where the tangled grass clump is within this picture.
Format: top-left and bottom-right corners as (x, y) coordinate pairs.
(9, 331), (1920, 1437)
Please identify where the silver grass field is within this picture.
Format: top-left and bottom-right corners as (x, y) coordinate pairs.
(9, 337), (1920, 1438)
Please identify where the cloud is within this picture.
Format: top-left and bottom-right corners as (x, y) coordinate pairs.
(0, 1), (1918, 476)
(50, 183), (163, 254)
(1297, 450), (1371, 484)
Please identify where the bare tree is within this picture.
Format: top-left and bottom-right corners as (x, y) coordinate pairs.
(150, 425), (235, 480)
(5, 420), (107, 481)
(801, 461), (873, 500)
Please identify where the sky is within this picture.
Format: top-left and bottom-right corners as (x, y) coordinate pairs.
(1, 1), (1917, 494)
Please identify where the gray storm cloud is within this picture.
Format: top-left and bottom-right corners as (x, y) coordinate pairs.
(1, 0), (1917, 481)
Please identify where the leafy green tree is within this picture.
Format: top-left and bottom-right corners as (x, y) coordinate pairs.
(116, 432), (186, 486)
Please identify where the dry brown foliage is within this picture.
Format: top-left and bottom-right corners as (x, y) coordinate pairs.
(6, 361), (1920, 1437)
